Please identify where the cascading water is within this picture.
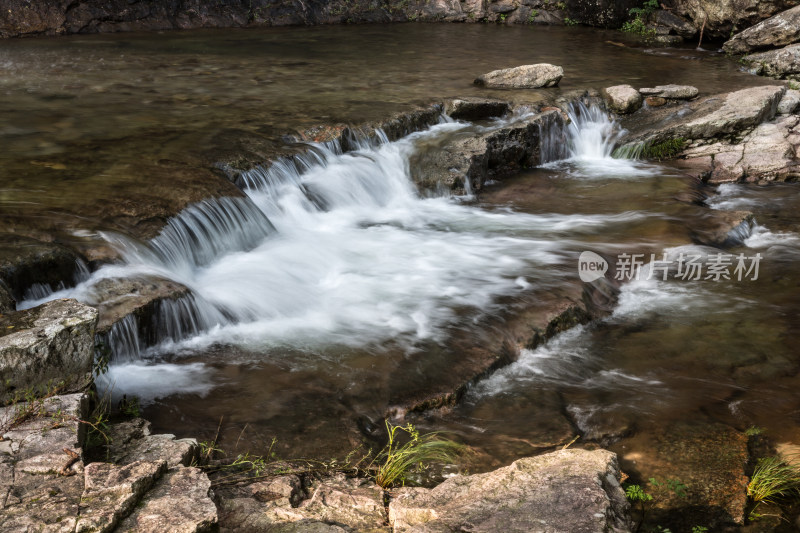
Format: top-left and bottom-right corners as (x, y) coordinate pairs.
(22, 105), (650, 400)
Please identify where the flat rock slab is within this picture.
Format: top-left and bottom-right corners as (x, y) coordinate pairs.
(77, 460), (167, 533)
(474, 64), (563, 89)
(723, 5), (800, 54)
(389, 448), (630, 533)
(217, 473), (386, 531)
(444, 98), (510, 121)
(675, 115), (800, 183)
(639, 84), (699, 100)
(0, 298), (98, 404)
(744, 44), (800, 81)
(116, 466), (218, 533)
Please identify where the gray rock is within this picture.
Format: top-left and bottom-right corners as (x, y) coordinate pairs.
(0, 281), (13, 314)
(445, 98), (510, 121)
(690, 210), (756, 247)
(639, 84), (699, 100)
(603, 85), (643, 114)
(109, 431), (197, 469)
(116, 466), (218, 533)
(0, 299), (98, 404)
(410, 110), (564, 193)
(672, 0), (798, 40)
(76, 460), (167, 533)
(1, 393), (88, 459)
(674, 114), (800, 183)
(388, 448), (631, 533)
(0, 234), (84, 302)
(474, 64), (563, 89)
(216, 473), (386, 531)
(745, 44), (800, 81)
(778, 88), (800, 114)
(723, 5), (800, 55)
(653, 10), (697, 38)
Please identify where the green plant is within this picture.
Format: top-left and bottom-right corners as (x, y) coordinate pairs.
(499, 13), (507, 22)
(788, 80), (800, 91)
(563, 17), (578, 26)
(621, 0), (658, 38)
(118, 395), (141, 418)
(555, 1), (566, 9)
(370, 422), (464, 488)
(692, 527), (709, 533)
(625, 484), (654, 532)
(528, 9), (538, 22)
(650, 477), (688, 498)
(745, 426), (764, 437)
(747, 456), (800, 519)
(637, 138), (686, 161)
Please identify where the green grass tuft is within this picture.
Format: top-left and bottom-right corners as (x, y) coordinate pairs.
(372, 422), (464, 488)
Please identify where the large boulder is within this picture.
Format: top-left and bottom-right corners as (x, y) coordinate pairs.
(474, 64), (563, 89)
(778, 88), (800, 114)
(603, 85), (643, 114)
(723, 5), (800, 55)
(672, 0), (798, 40)
(744, 43), (800, 81)
(388, 448), (631, 533)
(0, 298), (97, 404)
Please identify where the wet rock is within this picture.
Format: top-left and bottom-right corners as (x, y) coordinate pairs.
(388, 448), (631, 533)
(445, 98), (510, 121)
(744, 43), (800, 81)
(639, 84), (699, 100)
(216, 473), (385, 531)
(690, 210), (755, 247)
(474, 64), (563, 89)
(614, 421), (749, 527)
(675, 115), (800, 183)
(723, 5), (800, 55)
(778, 88), (800, 114)
(0, 299), (97, 404)
(652, 10), (697, 39)
(603, 85), (643, 114)
(0, 234), (84, 302)
(645, 96), (667, 107)
(411, 110), (564, 192)
(84, 276), (190, 335)
(116, 466), (218, 533)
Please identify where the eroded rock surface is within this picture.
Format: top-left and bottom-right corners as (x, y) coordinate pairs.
(723, 5), (800, 54)
(445, 98), (510, 121)
(0, 298), (97, 404)
(639, 84), (699, 100)
(744, 43), (800, 81)
(388, 448), (631, 533)
(474, 64), (563, 89)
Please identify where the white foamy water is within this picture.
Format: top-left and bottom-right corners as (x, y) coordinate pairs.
(96, 362), (215, 404)
(745, 224), (800, 249)
(22, 106), (658, 398)
(542, 102), (664, 179)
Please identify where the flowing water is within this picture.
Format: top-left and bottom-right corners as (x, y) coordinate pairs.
(3, 25), (799, 472)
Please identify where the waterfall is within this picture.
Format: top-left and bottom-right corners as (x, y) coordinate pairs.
(24, 111), (652, 366)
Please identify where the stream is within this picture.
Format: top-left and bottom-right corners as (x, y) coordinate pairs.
(3, 25), (799, 478)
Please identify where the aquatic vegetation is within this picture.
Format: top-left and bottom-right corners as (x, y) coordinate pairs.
(747, 456), (800, 519)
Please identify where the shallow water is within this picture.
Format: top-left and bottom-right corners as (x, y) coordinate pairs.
(3, 24), (799, 473)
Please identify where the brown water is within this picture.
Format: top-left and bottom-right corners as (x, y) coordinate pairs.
(0, 24), (776, 241)
(4, 24), (800, 515)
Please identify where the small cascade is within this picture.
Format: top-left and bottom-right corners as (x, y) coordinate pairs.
(21, 258), (92, 305)
(122, 197), (276, 275)
(102, 314), (144, 362)
(565, 102), (624, 160)
(152, 294), (229, 346)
